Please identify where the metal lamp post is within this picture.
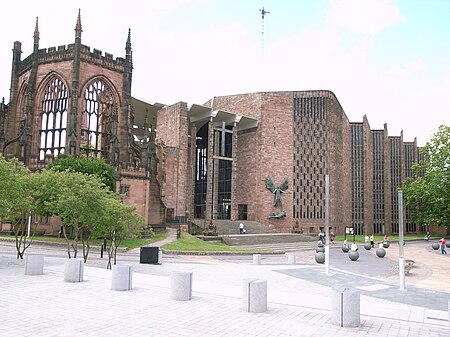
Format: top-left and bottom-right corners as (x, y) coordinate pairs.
(398, 190), (405, 291)
(325, 175), (330, 275)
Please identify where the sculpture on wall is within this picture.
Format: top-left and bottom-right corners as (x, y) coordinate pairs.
(265, 176), (289, 207)
(268, 209), (286, 219)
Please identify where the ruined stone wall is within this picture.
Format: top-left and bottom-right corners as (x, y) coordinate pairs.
(155, 102), (189, 221)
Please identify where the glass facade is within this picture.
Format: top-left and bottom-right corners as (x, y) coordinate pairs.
(390, 137), (402, 233)
(194, 124), (208, 219)
(372, 131), (385, 234)
(215, 122), (232, 219)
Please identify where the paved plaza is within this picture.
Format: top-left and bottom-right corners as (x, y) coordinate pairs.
(1, 235), (449, 337)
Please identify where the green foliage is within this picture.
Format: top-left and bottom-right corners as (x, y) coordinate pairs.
(1, 156), (144, 262)
(29, 170), (111, 225)
(0, 156), (31, 217)
(47, 155), (116, 192)
(92, 196), (145, 268)
(403, 125), (450, 228)
(0, 156), (34, 258)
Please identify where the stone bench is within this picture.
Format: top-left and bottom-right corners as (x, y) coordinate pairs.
(170, 271), (192, 301)
(25, 254), (44, 275)
(64, 258), (84, 282)
(111, 264), (133, 291)
(243, 278), (267, 313)
(331, 287), (360, 327)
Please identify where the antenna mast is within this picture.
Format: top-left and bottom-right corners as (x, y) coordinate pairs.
(259, 6), (270, 57)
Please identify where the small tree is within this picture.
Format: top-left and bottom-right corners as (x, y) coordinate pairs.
(93, 196), (145, 269)
(29, 169), (114, 261)
(0, 156), (34, 259)
(403, 125), (450, 228)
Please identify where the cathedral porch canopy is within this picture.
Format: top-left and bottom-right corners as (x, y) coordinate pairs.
(188, 103), (258, 131)
(131, 96), (166, 139)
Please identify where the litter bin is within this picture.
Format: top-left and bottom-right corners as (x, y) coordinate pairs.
(140, 247), (160, 264)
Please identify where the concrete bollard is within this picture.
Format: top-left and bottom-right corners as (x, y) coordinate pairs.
(64, 258), (84, 282)
(25, 254), (44, 275)
(286, 253), (296, 264)
(331, 287), (360, 327)
(111, 264), (133, 291)
(158, 250), (163, 264)
(243, 278), (267, 313)
(253, 254), (261, 265)
(170, 271), (193, 301)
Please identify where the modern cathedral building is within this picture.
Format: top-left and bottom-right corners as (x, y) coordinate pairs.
(0, 12), (424, 236)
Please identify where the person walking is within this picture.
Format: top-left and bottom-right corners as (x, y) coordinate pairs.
(370, 234), (374, 248)
(239, 222), (245, 234)
(330, 231), (335, 244)
(439, 238), (447, 254)
(318, 231), (325, 245)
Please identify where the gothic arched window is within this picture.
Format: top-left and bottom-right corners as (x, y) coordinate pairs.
(39, 77), (68, 160)
(81, 79), (117, 159)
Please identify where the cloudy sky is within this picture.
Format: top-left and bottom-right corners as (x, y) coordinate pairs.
(1, 0), (449, 146)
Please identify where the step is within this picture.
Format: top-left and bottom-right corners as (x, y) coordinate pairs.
(222, 233), (317, 246)
(191, 219), (277, 235)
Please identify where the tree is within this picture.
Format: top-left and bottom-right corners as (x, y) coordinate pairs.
(0, 156), (34, 259)
(403, 125), (450, 228)
(93, 196), (145, 269)
(47, 155), (117, 192)
(29, 170), (114, 261)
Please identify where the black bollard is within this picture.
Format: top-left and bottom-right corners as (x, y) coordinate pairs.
(100, 238), (107, 258)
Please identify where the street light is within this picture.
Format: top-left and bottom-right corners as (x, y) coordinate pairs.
(325, 175), (330, 275)
(398, 190), (405, 291)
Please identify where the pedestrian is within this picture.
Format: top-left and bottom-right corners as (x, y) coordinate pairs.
(439, 238), (447, 255)
(370, 234), (374, 248)
(425, 231), (430, 241)
(239, 222), (245, 234)
(318, 231), (325, 244)
(350, 242), (358, 251)
(330, 231), (335, 244)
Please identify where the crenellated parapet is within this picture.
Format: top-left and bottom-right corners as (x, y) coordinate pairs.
(79, 45), (126, 72)
(16, 43), (126, 76)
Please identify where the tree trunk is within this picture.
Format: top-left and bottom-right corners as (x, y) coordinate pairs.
(14, 213), (33, 259)
(63, 226), (72, 259)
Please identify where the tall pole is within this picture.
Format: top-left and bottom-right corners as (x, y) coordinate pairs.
(325, 175), (330, 275)
(398, 190), (405, 291)
(259, 7), (270, 57)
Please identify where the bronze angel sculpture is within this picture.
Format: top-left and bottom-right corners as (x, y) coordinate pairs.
(265, 177), (288, 207)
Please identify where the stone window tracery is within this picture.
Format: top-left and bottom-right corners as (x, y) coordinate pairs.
(39, 77), (68, 160)
(81, 79), (117, 159)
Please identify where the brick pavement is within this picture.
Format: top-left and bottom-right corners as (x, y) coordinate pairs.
(1, 244), (449, 337)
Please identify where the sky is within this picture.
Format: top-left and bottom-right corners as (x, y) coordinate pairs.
(1, 0), (449, 146)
